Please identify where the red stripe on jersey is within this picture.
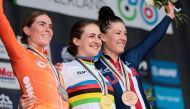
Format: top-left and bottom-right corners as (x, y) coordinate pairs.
(128, 73), (143, 108)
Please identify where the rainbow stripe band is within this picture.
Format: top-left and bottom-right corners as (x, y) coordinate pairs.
(69, 93), (114, 107)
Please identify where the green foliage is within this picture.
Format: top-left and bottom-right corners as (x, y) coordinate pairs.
(144, 87), (156, 109)
(153, 0), (188, 27)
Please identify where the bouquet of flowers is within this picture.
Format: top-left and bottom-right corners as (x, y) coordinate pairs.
(145, 0), (188, 27)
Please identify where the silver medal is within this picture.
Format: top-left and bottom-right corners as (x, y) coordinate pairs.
(58, 85), (69, 101)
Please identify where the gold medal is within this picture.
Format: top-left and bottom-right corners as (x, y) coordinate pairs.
(100, 95), (114, 109)
(121, 91), (138, 106)
(76, 58), (113, 108)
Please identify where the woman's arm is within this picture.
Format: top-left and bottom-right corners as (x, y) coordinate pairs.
(122, 2), (175, 69)
(0, 0), (25, 61)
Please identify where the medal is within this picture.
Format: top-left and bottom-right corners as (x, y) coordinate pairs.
(76, 58), (114, 109)
(100, 95), (114, 109)
(27, 46), (68, 101)
(101, 56), (139, 106)
(58, 85), (69, 101)
(121, 91), (138, 106)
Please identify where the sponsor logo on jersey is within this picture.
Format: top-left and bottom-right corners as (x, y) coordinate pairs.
(77, 71), (86, 75)
(23, 76), (34, 97)
(35, 60), (47, 68)
(99, 68), (110, 74)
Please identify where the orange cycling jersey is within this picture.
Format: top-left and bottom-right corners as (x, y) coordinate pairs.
(0, 1), (69, 109)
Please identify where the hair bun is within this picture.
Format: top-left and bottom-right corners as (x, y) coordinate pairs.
(98, 6), (115, 20)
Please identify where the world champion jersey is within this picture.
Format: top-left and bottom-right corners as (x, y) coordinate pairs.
(61, 59), (116, 109)
(0, 1), (69, 108)
(95, 16), (172, 109)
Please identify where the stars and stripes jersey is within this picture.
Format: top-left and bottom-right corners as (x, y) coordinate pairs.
(61, 59), (116, 109)
(95, 16), (172, 109)
(0, 1), (69, 108)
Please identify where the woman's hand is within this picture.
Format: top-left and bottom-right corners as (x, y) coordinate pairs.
(165, 2), (175, 19)
(19, 94), (38, 109)
(55, 63), (63, 72)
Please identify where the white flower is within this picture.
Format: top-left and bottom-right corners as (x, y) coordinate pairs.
(145, 0), (155, 7)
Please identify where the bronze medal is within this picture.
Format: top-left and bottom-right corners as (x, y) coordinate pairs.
(100, 95), (114, 109)
(58, 85), (69, 101)
(121, 91), (138, 106)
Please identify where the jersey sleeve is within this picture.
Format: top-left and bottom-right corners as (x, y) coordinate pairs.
(122, 16), (172, 69)
(0, 0), (26, 62)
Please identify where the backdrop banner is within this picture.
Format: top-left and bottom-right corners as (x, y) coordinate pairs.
(1, 0), (190, 108)
(14, 0), (173, 34)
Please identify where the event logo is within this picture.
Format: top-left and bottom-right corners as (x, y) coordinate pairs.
(0, 94), (13, 109)
(117, 0), (137, 21)
(149, 59), (180, 85)
(14, 0), (105, 19)
(53, 0), (104, 9)
(15, 0), (173, 33)
(117, 0), (158, 25)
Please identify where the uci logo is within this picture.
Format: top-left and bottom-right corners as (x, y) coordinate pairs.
(117, 0), (158, 25)
(35, 60), (47, 68)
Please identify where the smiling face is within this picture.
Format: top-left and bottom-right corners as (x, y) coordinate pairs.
(23, 14), (53, 48)
(102, 21), (127, 56)
(73, 24), (102, 58)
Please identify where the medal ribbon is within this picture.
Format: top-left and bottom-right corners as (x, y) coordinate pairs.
(27, 46), (62, 87)
(121, 61), (130, 91)
(101, 55), (130, 91)
(76, 57), (108, 96)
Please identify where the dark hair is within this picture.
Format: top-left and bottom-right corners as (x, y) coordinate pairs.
(67, 20), (98, 56)
(98, 6), (124, 33)
(21, 11), (49, 44)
